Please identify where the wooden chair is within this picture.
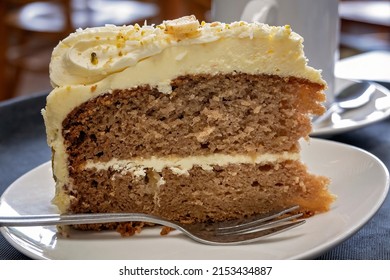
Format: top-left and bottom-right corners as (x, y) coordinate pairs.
(0, 0), (159, 101)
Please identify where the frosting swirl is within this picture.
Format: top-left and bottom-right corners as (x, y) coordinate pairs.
(50, 16), (322, 87)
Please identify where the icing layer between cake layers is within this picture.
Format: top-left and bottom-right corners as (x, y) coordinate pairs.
(85, 152), (300, 176)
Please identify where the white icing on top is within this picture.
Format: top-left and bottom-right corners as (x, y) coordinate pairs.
(50, 15), (324, 87)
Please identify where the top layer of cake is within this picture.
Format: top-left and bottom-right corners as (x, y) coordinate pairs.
(45, 16), (326, 148)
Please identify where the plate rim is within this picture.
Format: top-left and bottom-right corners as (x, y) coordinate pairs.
(311, 80), (390, 136)
(1, 138), (389, 260)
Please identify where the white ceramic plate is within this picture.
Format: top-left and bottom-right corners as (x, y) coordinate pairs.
(1, 138), (389, 260)
(311, 79), (390, 136)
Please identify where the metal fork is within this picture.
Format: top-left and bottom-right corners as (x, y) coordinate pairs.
(0, 205), (305, 245)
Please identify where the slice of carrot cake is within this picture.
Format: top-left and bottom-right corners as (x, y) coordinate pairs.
(42, 16), (334, 232)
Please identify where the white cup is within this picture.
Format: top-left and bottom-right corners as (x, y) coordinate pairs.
(211, 0), (339, 105)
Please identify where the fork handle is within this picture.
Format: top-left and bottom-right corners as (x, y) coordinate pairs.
(0, 213), (178, 228)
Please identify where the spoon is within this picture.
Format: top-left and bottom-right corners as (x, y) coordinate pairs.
(313, 81), (376, 125)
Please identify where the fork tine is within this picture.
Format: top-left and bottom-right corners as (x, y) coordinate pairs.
(216, 205), (300, 232)
(212, 220), (306, 245)
(216, 213), (303, 236)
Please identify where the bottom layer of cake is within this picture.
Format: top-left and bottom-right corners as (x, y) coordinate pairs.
(59, 160), (333, 232)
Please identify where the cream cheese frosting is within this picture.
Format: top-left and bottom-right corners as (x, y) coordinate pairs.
(85, 152), (300, 177)
(43, 16), (325, 212)
(49, 15), (324, 87)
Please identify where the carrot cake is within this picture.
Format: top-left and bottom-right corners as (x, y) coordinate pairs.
(42, 16), (334, 233)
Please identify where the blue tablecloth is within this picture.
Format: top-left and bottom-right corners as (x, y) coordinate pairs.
(1, 93), (389, 259)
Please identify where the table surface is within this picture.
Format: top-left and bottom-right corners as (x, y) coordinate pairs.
(1, 92), (390, 260)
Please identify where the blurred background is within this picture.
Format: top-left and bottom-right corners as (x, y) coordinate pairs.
(0, 0), (389, 101)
